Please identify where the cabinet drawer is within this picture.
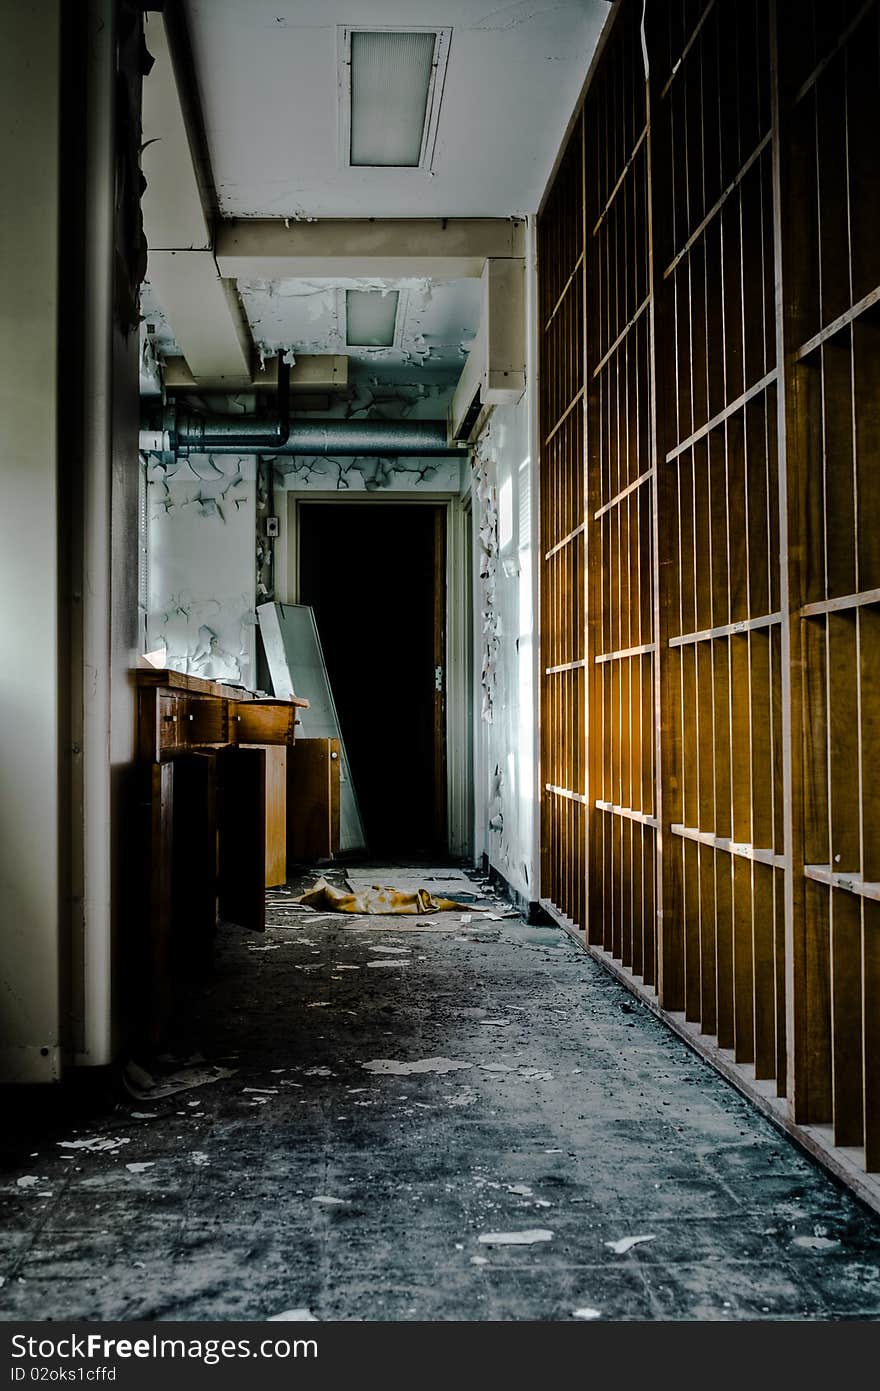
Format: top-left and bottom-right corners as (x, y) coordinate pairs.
(234, 701), (298, 746)
(186, 696), (229, 746)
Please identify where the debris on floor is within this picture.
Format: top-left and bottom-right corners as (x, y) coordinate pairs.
(3, 861), (880, 1324)
(124, 1059), (237, 1100)
(293, 875), (482, 916)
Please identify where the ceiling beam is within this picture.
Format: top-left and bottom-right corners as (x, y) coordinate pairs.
(162, 353), (349, 394)
(215, 218), (526, 281)
(449, 258), (526, 441)
(141, 11), (209, 251)
(148, 251), (252, 383)
(142, 11), (254, 386)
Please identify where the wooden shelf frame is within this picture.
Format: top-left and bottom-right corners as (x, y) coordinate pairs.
(537, 0), (880, 1184)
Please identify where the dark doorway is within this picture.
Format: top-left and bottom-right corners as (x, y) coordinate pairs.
(298, 502), (446, 857)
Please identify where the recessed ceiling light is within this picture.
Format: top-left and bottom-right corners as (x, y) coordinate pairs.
(346, 289), (400, 347)
(340, 28), (451, 171)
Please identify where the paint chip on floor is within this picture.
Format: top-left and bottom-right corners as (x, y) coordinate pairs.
(792, 1235), (840, 1250)
(269, 1309), (318, 1321)
(366, 959), (411, 969)
(572, 1307), (602, 1320)
(57, 1137), (131, 1154)
(311, 1195), (352, 1206)
(605, 1235), (656, 1255)
(478, 1229), (554, 1246)
(362, 1058), (473, 1076)
(125, 1162), (155, 1174)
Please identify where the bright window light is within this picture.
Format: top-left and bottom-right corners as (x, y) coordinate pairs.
(350, 31), (436, 167)
(345, 289), (400, 347)
(498, 475), (514, 551)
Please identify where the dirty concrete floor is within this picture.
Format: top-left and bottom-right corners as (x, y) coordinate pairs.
(2, 864), (880, 1322)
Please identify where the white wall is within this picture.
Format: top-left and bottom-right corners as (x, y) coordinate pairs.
(146, 454), (258, 685)
(472, 391), (537, 903)
(0, 0), (62, 1083)
(470, 221), (541, 907)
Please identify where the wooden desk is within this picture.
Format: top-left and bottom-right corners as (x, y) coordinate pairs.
(133, 669), (308, 1047)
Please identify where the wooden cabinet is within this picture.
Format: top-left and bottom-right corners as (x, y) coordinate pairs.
(134, 668), (308, 1047)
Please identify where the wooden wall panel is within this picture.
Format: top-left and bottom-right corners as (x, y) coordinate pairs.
(539, 115), (587, 934)
(538, 0), (880, 1182)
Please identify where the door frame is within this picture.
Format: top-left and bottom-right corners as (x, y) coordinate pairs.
(282, 492), (473, 860)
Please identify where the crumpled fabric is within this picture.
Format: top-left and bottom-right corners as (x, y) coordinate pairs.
(293, 875), (474, 916)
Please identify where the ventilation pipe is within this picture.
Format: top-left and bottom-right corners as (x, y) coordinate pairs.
(140, 409), (462, 460)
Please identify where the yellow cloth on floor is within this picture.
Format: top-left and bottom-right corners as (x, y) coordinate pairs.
(293, 875), (477, 916)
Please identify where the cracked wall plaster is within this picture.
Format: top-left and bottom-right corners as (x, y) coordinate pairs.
(146, 454), (257, 685)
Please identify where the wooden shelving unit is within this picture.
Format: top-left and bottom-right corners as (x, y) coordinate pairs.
(538, 0), (880, 1190)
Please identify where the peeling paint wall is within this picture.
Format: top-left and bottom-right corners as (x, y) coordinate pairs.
(239, 277), (479, 386)
(146, 454), (258, 685)
(472, 394), (535, 904)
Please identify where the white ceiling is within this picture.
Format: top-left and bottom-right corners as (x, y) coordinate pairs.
(183, 0), (610, 218)
(240, 276), (480, 381)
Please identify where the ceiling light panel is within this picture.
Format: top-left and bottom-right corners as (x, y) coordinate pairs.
(340, 27), (452, 171)
(345, 289), (400, 347)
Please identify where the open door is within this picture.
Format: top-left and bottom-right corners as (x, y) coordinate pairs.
(298, 502), (447, 857)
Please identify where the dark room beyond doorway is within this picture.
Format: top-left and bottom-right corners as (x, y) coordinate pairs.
(298, 502), (447, 858)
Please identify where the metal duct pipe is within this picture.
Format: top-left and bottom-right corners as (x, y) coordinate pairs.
(178, 355), (291, 451)
(141, 414), (462, 458)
